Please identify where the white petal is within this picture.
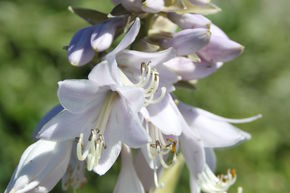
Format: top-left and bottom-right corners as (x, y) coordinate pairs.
(181, 125), (205, 177)
(178, 102), (255, 148)
(160, 28), (211, 56)
(57, 79), (108, 113)
(36, 106), (99, 141)
(117, 86), (145, 113)
(88, 60), (119, 86)
(33, 105), (63, 139)
(190, 174), (201, 193)
(164, 57), (223, 80)
(108, 95), (149, 148)
(106, 18), (141, 60)
(147, 94), (184, 136)
(135, 151), (155, 192)
(167, 13), (211, 29)
(113, 146), (145, 193)
(205, 148), (216, 172)
(5, 140), (72, 193)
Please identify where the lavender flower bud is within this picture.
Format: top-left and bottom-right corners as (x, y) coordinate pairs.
(167, 13), (211, 29)
(67, 26), (95, 66)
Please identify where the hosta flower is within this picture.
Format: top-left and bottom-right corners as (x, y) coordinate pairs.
(178, 102), (261, 193)
(5, 139), (72, 193)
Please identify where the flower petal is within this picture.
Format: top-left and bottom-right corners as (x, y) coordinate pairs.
(88, 60), (119, 86)
(147, 94), (184, 136)
(180, 125), (205, 177)
(205, 148), (216, 172)
(135, 151), (155, 192)
(142, 0), (164, 13)
(178, 102), (253, 148)
(117, 86), (145, 113)
(106, 18), (141, 60)
(198, 35), (244, 63)
(160, 28), (211, 56)
(5, 140), (72, 193)
(67, 26), (95, 66)
(33, 105), (63, 139)
(167, 13), (211, 29)
(164, 57), (223, 80)
(36, 106), (99, 141)
(57, 79), (108, 113)
(109, 95), (149, 148)
(113, 145), (145, 193)
(91, 18), (125, 52)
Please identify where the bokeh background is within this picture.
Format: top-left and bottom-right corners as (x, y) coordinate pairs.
(0, 0), (289, 192)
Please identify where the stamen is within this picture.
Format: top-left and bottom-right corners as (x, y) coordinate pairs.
(76, 92), (116, 171)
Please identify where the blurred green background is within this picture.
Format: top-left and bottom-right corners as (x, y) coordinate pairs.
(0, 0), (289, 192)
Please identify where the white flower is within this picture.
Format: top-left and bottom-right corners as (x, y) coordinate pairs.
(5, 139), (72, 193)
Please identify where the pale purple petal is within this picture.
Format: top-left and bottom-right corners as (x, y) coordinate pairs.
(160, 28), (211, 56)
(113, 146), (145, 193)
(33, 105), (63, 139)
(178, 102), (253, 148)
(198, 35), (244, 63)
(205, 148), (216, 172)
(106, 18), (141, 60)
(57, 79), (108, 113)
(88, 60), (119, 86)
(108, 95), (149, 148)
(164, 57), (223, 80)
(5, 140), (72, 193)
(36, 106), (99, 141)
(190, 174), (201, 193)
(147, 94), (184, 136)
(91, 18), (125, 52)
(67, 26), (95, 66)
(135, 151), (155, 192)
(180, 125), (205, 177)
(142, 0), (164, 13)
(117, 86), (145, 113)
(167, 13), (211, 29)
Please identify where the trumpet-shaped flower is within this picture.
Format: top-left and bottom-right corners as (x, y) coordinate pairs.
(5, 139), (72, 193)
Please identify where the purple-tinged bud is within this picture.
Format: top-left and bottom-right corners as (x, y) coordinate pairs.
(167, 13), (211, 29)
(198, 35), (244, 63)
(91, 18), (125, 52)
(142, 0), (164, 13)
(160, 28), (211, 56)
(120, 0), (143, 12)
(163, 57), (223, 80)
(67, 27), (95, 66)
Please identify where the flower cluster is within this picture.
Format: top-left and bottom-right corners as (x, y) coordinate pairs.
(5, 1), (261, 193)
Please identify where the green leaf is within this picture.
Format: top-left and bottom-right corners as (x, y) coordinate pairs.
(68, 6), (108, 25)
